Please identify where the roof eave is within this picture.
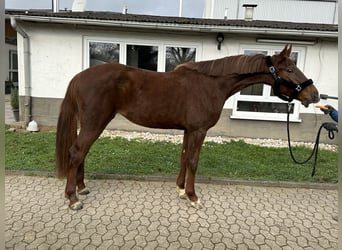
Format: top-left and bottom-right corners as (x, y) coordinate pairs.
(9, 15), (338, 38)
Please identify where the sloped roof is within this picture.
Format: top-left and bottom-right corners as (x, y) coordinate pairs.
(5, 9), (337, 33)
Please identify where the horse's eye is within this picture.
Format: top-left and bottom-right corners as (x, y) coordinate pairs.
(287, 69), (294, 73)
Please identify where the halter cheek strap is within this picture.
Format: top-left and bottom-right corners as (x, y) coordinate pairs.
(265, 56), (313, 102)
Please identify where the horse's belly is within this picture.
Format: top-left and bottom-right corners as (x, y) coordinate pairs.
(120, 109), (185, 130)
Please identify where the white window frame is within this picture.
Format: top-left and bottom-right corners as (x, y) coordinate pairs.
(231, 45), (307, 122)
(84, 37), (201, 72)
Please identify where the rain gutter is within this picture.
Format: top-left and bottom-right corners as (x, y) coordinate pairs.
(10, 16), (32, 124)
(9, 15), (337, 38)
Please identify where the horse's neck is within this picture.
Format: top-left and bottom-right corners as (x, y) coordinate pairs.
(179, 54), (274, 99)
(192, 54), (268, 76)
(216, 54), (273, 98)
(220, 73), (273, 99)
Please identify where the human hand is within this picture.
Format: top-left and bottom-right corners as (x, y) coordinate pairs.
(315, 104), (335, 114)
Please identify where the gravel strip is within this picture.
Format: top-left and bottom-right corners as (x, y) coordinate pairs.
(100, 130), (338, 151)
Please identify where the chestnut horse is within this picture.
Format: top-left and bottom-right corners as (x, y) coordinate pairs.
(56, 45), (319, 210)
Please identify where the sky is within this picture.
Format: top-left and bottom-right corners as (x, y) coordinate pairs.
(5, 0), (205, 18)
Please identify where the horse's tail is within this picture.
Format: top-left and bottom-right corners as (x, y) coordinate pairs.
(56, 77), (78, 178)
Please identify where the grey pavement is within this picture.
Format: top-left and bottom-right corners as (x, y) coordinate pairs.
(5, 174), (337, 249)
(4, 96), (338, 249)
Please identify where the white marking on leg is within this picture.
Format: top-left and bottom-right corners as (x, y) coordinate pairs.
(190, 198), (203, 209)
(78, 187), (90, 195)
(70, 201), (83, 210)
(176, 186), (186, 199)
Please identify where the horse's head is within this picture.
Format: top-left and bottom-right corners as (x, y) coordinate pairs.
(268, 45), (319, 107)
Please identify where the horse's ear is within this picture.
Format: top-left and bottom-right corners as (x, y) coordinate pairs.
(287, 44), (292, 55)
(279, 44), (292, 57)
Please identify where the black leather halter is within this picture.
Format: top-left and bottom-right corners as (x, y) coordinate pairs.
(265, 56), (313, 102)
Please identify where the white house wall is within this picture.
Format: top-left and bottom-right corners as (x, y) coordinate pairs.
(16, 23), (83, 98)
(204, 0), (338, 24)
(300, 41), (338, 113)
(238, 0), (337, 24)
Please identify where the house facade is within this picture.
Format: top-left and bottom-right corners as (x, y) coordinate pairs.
(6, 8), (338, 142)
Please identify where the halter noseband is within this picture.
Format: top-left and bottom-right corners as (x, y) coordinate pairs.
(265, 56), (313, 102)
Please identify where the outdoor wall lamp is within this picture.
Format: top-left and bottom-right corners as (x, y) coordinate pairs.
(216, 33), (224, 50)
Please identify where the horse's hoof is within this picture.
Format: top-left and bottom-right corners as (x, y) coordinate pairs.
(190, 199), (203, 209)
(69, 201), (83, 210)
(176, 186), (186, 199)
(78, 187), (90, 195)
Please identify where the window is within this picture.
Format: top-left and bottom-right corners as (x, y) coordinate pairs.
(231, 46), (305, 122)
(165, 47), (196, 71)
(85, 37), (200, 73)
(9, 50), (18, 84)
(126, 44), (158, 71)
(89, 42), (120, 67)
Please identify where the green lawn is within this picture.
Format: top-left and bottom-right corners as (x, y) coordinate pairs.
(5, 130), (338, 183)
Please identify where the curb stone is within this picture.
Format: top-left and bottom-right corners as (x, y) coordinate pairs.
(5, 170), (337, 190)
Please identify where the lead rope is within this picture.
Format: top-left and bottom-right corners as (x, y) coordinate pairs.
(286, 103), (338, 177)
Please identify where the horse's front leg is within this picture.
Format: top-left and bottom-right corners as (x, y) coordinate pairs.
(179, 129), (207, 209)
(176, 131), (189, 199)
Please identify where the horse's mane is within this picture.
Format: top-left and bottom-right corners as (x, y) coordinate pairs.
(175, 53), (267, 76)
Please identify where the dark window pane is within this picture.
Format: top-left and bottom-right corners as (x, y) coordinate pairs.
(12, 52), (18, 69)
(11, 72), (18, 83)
(237, 101), (294, 113)
(9, 52), (11, 69)
(126, 45), (158, 71)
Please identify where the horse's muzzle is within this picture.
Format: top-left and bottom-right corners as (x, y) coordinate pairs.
(301, 91), (320, 107)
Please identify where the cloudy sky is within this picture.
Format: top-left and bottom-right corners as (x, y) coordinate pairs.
(5, 0), (205, 18)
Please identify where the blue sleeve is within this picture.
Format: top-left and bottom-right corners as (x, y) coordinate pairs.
(329, 110), (338, 122)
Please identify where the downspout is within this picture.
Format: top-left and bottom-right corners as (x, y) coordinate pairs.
(10, 16), (32, 124)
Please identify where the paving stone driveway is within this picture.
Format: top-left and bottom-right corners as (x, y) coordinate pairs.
(5, 175), (337, 249)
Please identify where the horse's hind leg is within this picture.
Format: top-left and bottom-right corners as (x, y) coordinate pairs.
(66, 108), (116, 210)
(65, 129), (105, 210)
(65, 143), (85, 210)
(77, 161), (90, 195)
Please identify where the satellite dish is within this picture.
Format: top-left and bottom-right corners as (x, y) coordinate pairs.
(72, 0), (87, 12)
